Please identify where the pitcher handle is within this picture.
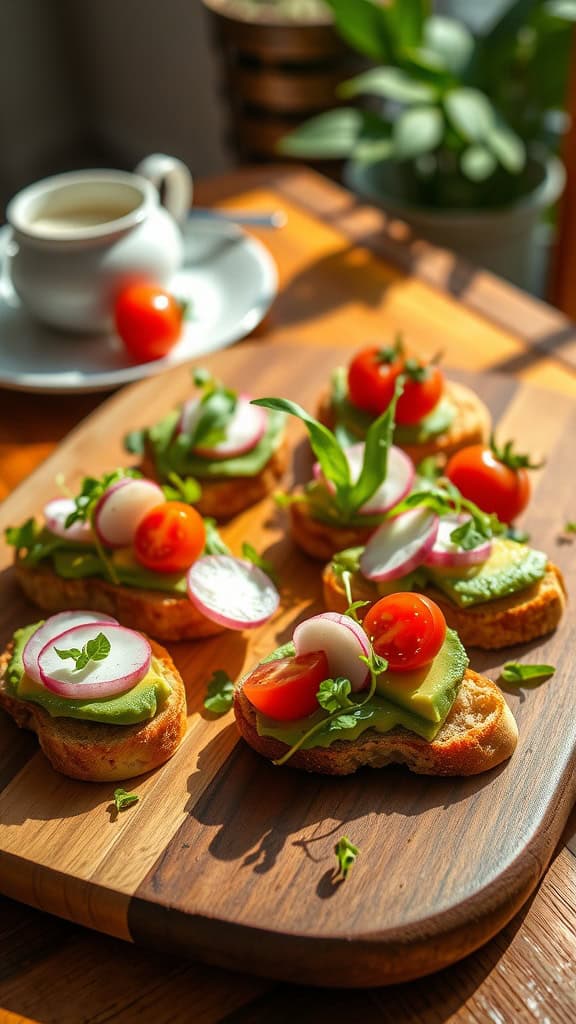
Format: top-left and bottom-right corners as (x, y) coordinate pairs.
(135, 153), (193, 225)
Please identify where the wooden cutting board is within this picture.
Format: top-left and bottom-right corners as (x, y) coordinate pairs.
(0, 341), (574, 988)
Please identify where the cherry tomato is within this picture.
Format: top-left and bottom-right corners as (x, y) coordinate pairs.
(445, 445), (531, 524)
(363, 594), (446, 672)
(347, 346), (403, 415)
(243, 650), (329, 721)
(114, 282), (183, 362)
(395, 364), (444, 425)
(134, 502), (205, 574)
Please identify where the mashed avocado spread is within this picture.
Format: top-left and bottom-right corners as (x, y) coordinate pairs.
(332, 538), (547, 608)
(255, 631), (468, 747)
(6, 621), (171, 725)
(330, 367), (456, 446)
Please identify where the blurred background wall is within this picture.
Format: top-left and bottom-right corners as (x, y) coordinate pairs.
(0, 0), (234, 216)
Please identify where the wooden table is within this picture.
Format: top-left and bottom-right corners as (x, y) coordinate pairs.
(0, 167), (575, 1023)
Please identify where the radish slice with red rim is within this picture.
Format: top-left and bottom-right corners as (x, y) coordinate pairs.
(44, 498), (94, 543)
(23, 611), (119, 686)
(293, 611), (370, 692)
(186, 555), (279, 630)
(38, 623), (151, 699)
(178, 395), (267, 459)
(424, 514), (492, 568)
(94, 478), (164, 548)
(360, 508), (439, 582)
(313, 443), (414, 515)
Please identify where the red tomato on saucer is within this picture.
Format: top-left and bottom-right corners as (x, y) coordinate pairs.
(115, 282), (183, 362)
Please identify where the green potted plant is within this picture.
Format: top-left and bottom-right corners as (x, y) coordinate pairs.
(279, 0), (576, 288)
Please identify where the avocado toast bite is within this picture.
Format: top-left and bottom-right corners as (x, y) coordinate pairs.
(253, 384), (416, 561)
(322, 483), (565, 650)
(234, 596), (518, 776)
(6, 468), (280, 642)
(0, 612), (187, 781)
(317, 339), (491, 464)
(127, 369), (288, 520)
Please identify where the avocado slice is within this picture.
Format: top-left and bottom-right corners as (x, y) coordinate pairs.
(375, 629), (468, 723)
(426, 538), (548, 608)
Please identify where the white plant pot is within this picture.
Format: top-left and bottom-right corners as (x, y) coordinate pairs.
(344, 156), (565, 290)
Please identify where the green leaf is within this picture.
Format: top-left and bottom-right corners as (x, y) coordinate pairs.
(252, 397), (352, 512)
(564, 521), (576, 533)
(384, 0), (428, 50)
(328, 714), (359, 731)
(241, 542), (279, 585)
(339, 66), (436, 104)
(323, 0), (394, 61)
(444, 88), (496, 143)
(416, 455), (442, 481)
(545, 1), (576, 19)
(348, 378), (401, 511)
(54, 631), (111, 672)
(392, 105), (443, 159)
(203, 518), (230, 556)
(162, 472), (202, 505)
(359, 649), (388, 677)
(278, 108), (363, 159)
(345, 599), (370, 623)
(114, 788), (139, 812)
(423, 15), (474, 75)
(192, 367), (212, 388)
(124, 429), (146, 455)
(204, 669), (235, 714)
(334, 836), (359, 879)
(187, 388), (237, 450)
(486, 123), (526, 174)
(5, 518), (38, 551)
(449, 519), (488, 551)
(461, 145), (498, 182)
(506, 526), (531, 544)
(317, 677), (353, 713)
(500, 662), (556, 685)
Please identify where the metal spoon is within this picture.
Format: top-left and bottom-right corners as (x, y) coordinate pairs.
(188, 209), (287, 229)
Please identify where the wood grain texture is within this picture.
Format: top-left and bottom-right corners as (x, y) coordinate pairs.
(0, 343), (574, 987)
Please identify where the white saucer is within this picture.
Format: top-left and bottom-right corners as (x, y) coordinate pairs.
(0, 218), (277, 393)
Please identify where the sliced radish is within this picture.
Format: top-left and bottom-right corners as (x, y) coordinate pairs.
(178, 395), (267, 459)
(360, 508), (439, 582)
(44, 498), (94, 543)
(94, 478), (164, 548)
(293, 611), (370, 692)
(38, 623), (151, 699)
(23, 611), (119, 686)
(313, 443), (414, 515)
(187, 555), (279, 630)
(424, 513), (492, 568)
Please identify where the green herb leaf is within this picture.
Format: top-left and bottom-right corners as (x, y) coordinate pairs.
(347, 376), (402, 512)
(203, 518), (230, 556)
(500, 662), (556, 685)
(161, 471), (202, 505)
(186, 387), (237, 450)
(64, 468), (141, 529)
(345, 599), (370, 623)
(416, 455), (442, 482)
(192, 367), (212, 388)
(54, 631), (111, 672)
(204, 669), (235, 714)
(334, 836), (359, 879)
(114, 788), (139, 812)
(359, 649), (388, 676)
(328, 714), (359, 732)
(241, 542), (278, 585)
(124, 429), (146, 455)
(449, 518), (487, 551)
(5, 518), (39, 551)
(564, 521), (576, 534)
(317, 677), (353, 713)
(490, 436), (544, 472)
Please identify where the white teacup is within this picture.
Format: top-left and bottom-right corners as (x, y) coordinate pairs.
(5, 153), (193, 333)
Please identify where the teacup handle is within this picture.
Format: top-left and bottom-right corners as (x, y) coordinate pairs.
(135, 153), (193, 225)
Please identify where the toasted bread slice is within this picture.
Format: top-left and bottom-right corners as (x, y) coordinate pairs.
(141, 438), (289, 520)
(322, 562), (566, 650)
(15, 562), (224, 642)
(234, 668), (518, 776)
(318, 379), (491, 464)
(290, 499), (377, 561)
(0, 638), (187, 781)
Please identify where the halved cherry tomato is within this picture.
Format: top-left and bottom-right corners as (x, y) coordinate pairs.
(134, 501), (205, 573)
(243, 650), (329, 721)
(363, 594), (446, 672)
(347, 346), (403, 415)
(445, 444), (531, 524)
(395, 363), (444, 425)
(114, 282), (183, 362)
